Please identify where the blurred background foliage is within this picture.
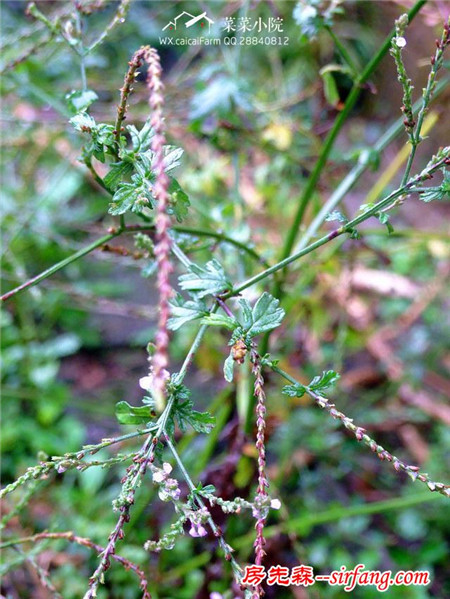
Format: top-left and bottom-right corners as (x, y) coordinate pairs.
(1, 1), (449, 597)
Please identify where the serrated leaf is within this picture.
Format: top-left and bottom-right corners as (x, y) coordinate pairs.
(178, 259), (232, 298)
(309, 370), (340, 393)
(115, 401), (155, 425)
(168, 385), (215, 434)
(108, 183), (137, 215)
(127, 121), (154, 152)
(245, 292), (285, 338)
(282, 384), (307, 398)
(104, 161), (134, 191)
(200, 313), (238, 330)
(168, 295), (207, 331)
(163, 147), (184, 171)
(168, 178), (190, 222)
(224, 353), (235, 382)
(239, 299), (253, 330)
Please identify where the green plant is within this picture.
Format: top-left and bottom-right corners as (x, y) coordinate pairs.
(1, 2), (449, 598)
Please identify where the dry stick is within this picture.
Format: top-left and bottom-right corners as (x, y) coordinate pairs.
(2, 532), (149, 598)
(267, 362), (450, 498)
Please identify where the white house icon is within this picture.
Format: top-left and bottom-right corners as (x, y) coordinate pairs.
(162, 11), (214, 33)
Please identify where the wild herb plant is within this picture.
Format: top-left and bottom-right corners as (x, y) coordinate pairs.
(1, 2), (450, 598)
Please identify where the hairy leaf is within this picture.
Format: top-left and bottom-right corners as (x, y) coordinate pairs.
(168, 295), (207, 331)
(239, 292), (285, 338)
(178, 259), (232, 298)
(223, 353), (235, 382)
(309, 370), (340, 393)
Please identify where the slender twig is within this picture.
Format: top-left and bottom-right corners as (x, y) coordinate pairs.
(88, 0), (132, 53)
(226, 153), (449, 298)
(0, 231), (121, 302)
(401, 17), (450, 185)
(165, 435), (242, 581)
(273, 0), (426, 293)
(267, 362), (450, 498)
(114, 46), (147, 146)
(294, 76), (449, 254)
(1, 531), (150, 597)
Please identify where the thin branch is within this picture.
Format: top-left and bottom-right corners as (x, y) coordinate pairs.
(1, 531), (150, 597)
(1, 231), (121, 302)
(267, 362), (450, 498)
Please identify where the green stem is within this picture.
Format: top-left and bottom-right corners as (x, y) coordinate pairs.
(401, 17), (449, 185)
(227, 160), (445, 299)
(276, 0), (426, 286)
(1, 231), (120, 302)
(296, 76), (449, 253)
(123, 224), (268, 265)
(165, 435), (242, 575)
(325, 25), (358, 76)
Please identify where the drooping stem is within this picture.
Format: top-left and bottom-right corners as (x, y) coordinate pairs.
(267, 361), (450, 498)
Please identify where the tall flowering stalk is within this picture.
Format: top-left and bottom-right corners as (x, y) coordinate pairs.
(144, 47), (173, 413)
(250, 347), (269, 598)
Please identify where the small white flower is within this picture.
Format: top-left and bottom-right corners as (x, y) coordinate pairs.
(162, 462), (172, 474)
(270, 498), (281, 510)
(139, 375), (153, 391)
(152, 470), (165, 483)
(395, 37), (407, 48)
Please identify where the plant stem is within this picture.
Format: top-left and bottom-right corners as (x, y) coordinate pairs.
(275, 0), (426, 290)
(401, 17), (450, 185)
(295, 77), (449, 253)
(1, 231), (120, 302)
(227, 155), (447, 298)
(267, 362), (450, 498)
(325, 25), (358, 76)
(124, 224), (268, 265)
(165, 435), (242, 578)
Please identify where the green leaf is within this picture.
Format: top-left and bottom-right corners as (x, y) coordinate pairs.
(162, 147), (184, 172)
(168, 295), (207, 331)
(224, 353), (235, 382)
(178, 259), (232, 298)
(200, 313), (238, 330)
(378, 212), (394, 234)
(309, 370), (340, 393)
(115, 401), (155, 425)
(66, 89), (98, 113)
(321, 70), (340, 107)
(240, 292), (285, 338)
(168, 383), (215, 434)
(127, 121), (154, 152)
(282, 384), (307, 398)
(104, 161), (134, 191)
(168, 178), (190, 222)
